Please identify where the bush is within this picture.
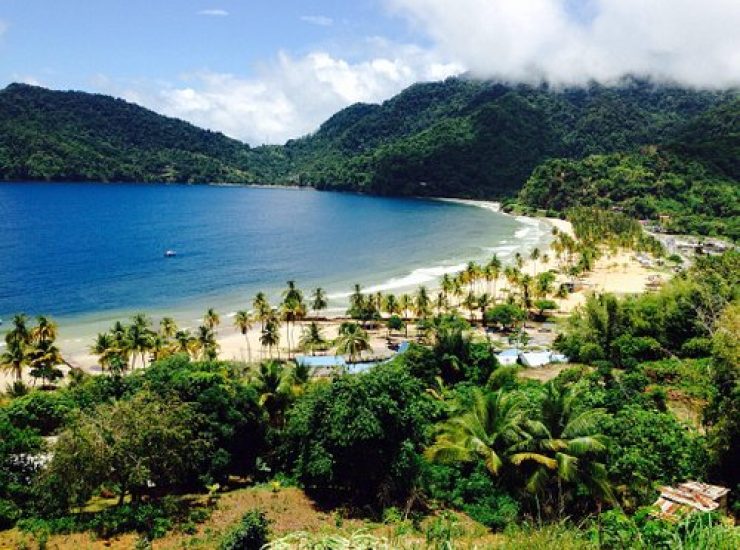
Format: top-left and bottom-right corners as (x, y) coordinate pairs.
(219, 509), (270, 550)
(4, 391), (75, 434)
(680, 337), (713, 358)
(422, 462), (519, 531)
(613, 335), (663, 369)
(579, 342), (606, 364)
(282, 363), (435, 505)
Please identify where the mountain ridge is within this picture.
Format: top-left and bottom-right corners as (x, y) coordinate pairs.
(0, 78), (737, 203)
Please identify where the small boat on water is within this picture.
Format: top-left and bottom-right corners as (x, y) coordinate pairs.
(164, 250), (177, 258)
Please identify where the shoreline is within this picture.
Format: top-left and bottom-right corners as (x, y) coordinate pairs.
(4, 198), (652, 384)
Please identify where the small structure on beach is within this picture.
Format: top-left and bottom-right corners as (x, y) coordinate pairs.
(496, 348), (521, 366)
(496, 348), (569, 368)
(652, 481), (730, 520)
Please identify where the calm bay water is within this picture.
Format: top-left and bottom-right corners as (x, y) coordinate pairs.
(0, 183), (549, 341)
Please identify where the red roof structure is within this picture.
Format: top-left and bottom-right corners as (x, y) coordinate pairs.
(653, 481), (730, 519)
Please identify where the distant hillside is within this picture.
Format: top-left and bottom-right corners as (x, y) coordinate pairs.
(0, 79), (736, 204)
(0, 83), (257, 183)
(279, 77), (733, 197)
(668, 98), (740, 181)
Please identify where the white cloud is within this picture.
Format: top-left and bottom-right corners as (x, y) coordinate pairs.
(386, 0), (740, 87)
(300, 15), (334, 27)
(0, 19), (7, 36)
(197, 9), (228, 17)
(98, 45), (462, 145)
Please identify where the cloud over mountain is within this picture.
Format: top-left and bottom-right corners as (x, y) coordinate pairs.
(387, 0), (740, 87)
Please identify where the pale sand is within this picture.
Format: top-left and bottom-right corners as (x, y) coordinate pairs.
(1, 216), (667, 387)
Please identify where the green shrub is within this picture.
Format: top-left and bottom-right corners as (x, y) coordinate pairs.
(219, 509), (270, 550)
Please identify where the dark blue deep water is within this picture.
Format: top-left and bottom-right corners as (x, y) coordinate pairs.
(0, 183), (546, 335)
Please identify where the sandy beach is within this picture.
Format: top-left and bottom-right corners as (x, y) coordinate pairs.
(0, 208), (668, 388)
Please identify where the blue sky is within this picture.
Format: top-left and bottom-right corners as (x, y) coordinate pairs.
(0, 1), (419, 87)
(1, 1), (737, 144)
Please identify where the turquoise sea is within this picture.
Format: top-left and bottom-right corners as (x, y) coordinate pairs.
(0, 183), (550, 346)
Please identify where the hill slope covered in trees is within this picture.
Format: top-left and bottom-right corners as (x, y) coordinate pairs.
(279, 77), (734, 197)
(0, 83), (258, 183)
(518, 99), (740, 239)
(1, 79), (736, 200)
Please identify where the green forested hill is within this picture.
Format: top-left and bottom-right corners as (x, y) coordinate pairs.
(0, 79), (736, 205)
(518, 99), (740, 239)
(0, 83), (257, 183)
(279, 77), (732, 197)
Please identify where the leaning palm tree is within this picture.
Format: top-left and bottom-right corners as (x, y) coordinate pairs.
(425, 389), (529, 476)
(234, 310), (253, 363)
(311, 287), (328, 318)
(90, 332), (118, 372)
(299, 322), (327, 356)
(335, 322), (370, 363)
(204, 308), (220, 331)
(510, 382), (613, 514)
(0, 340), (27, 381)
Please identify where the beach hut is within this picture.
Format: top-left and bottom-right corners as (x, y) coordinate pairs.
(496, 348), (521, 366)
(520, 351), (553, 368)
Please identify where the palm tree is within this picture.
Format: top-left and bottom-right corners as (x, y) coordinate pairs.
(311, 287), (328, 318)
(32, 315), (58, 343)
(159, 317), (178, 339)
(204, 308), (220, 331)
(435, 291), (448, 315)
(234, 310), (253, 362)
(91, 332), (118, 372)
(6, 314), (31, 346)
(299, 322), (327, 355)
(425, 389), (529, 476)
(335, 322), (370, 363)
(514, 252), (524, 271)
(253, 360), (292, 426)
(253, 292), (271, 332)
(281, 285), (305, 359)
(28, 337), (65, 386)
(196, 325), (218, 360)
(127, 319), (152, 369)
(440, 273), (455, 301)
(414, 286), (432, 320)
(487, 255), (502, 300)
(148, 334), (170, 362)
(173, 330), (192, 354)
(383, 293), (399, 317)
(477, 292), (493, 321)
(530, 247), (541, 275)
(399, 294), (412, 321)
(463, 291), (477, 323)
(260, 318), (280, 359)
(510, 383), (613, 514)
(0, 340), (27, 381)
